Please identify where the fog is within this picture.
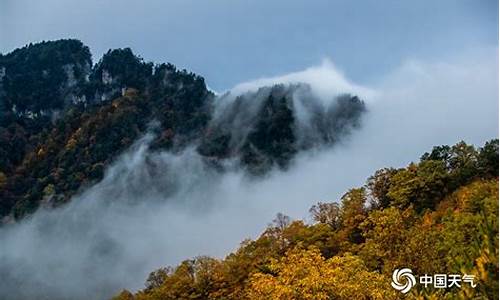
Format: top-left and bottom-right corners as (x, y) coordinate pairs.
(0, 48), (497, 299)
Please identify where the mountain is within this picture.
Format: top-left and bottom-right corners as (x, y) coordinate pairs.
(199, 84), (365, 174)
(0, 39), (92, 116)
(0, 39), (365, 220)
(112, 139), (499, 300)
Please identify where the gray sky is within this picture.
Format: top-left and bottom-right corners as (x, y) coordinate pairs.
(0, 0), (497, 91)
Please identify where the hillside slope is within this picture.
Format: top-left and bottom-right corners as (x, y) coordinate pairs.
(113, 139), (499, 300)
(0, 40), (366, 220)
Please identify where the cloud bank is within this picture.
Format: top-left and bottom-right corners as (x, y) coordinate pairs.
(230, 59), (376, 103)
(0, 48), (497, 299)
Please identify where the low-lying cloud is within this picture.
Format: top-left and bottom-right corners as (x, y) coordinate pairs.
(0, 48), (497, 300)
(230, 58), (375, 104)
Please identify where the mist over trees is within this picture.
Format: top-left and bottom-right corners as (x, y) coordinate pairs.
(114, 139), (499, 300)
(0, 39), (365, 220)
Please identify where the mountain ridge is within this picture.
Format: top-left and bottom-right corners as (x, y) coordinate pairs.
(0, 39), (366, 220)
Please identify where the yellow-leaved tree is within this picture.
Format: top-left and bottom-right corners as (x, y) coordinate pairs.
(246, 246), (398, 300)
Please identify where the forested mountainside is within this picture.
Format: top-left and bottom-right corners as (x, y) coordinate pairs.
(113, 139), (499, 300)
(0, 39), (365, 220)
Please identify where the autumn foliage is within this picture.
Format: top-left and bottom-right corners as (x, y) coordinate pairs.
(113, 139), (499, 300)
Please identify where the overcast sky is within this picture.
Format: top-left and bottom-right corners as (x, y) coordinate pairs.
(0, 0), (497, 91)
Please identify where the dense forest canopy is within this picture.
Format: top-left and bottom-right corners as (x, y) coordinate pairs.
(0, 39), (366, 220)
(0, 39), (92, 114)
(113, 139), (499, 300)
